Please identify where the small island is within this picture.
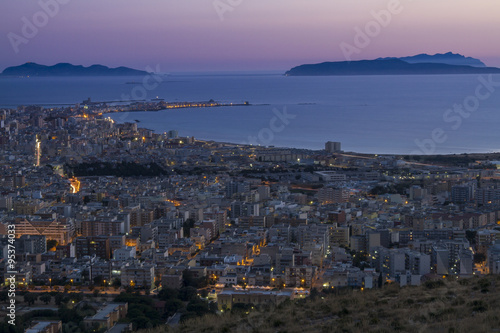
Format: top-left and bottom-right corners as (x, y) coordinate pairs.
(1, 62), (150, 77)
(285, 53), (500, 76)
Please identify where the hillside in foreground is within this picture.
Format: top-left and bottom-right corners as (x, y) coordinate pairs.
(143, 275), (500, 333)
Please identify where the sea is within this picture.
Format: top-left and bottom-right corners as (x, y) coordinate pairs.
(1, 73), (500, 155)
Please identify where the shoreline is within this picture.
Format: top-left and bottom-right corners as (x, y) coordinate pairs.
(105, 112), (500, 162)
(4, 98), (500, 159)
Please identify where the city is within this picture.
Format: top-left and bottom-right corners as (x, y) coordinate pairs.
(2, 1), (500, 332)
(1, 101), (500, 332)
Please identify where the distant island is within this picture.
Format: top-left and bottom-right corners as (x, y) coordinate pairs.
(378, 52), (486, 67)
(285, 53), (500, 76)
(1, 62), (149, 77)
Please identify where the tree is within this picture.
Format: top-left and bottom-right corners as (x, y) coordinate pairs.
(70, 293), (84, 303)
(112, 278), (121, 290)
(40, 293), (52, 305)
(47, 239), (58, 250)
(164, 299), (183, 315)
(178, 286), (197, 302)
(93, 275), (104, 286)
(24, 292), (38, 306)
(474, 253), (487, 264)
(0, 291), (8, 303)
(54, 293), (65, 306)
(158, 288), (179, 301)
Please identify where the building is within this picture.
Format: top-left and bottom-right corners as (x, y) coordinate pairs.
(167, 130), (178, 139)
(257, 185), (271, 200)
(217, 289), (293, 310)
(284, 265), (315, 288)
(404, 249), (431, 275)
(17, 235), (47, 254)
(350, 235), (367, 253)
(83, 303), (128, 331)
(14, 218), (71, 245)
(314, 171), (347, 182)
(113, 246), (136, 261)
(81, 219), (124, 237)
(75, 236), (110, 260)
(0, 196), (13, 210)
(475, 187), (500, 205)
(325, 141), (341, 153)
(451, 185), (474, 204)
(90, 260), (113, 282)
(488, 243), (500, 274)
(317, 187), (349, 204)
(371, 247), (405, 279)
(161, 271), (183, 289)
(225, 181), (250, 198)
(130, 209), (154, 227)
(26, 321), (62, 333)
(120, 263), (155, 289)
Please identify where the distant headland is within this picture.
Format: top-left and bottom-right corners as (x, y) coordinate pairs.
(285, 53), (500, 76)
(1, 62), (149, 77)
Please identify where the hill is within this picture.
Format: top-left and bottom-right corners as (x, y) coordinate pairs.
(285, 58), (500, 76)
(379, 52), (486, 67)
(142, 275), (500, 333)
(1, 62), (149, 76)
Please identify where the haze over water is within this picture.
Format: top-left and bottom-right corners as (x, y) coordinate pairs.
(1, 73), (500, 155)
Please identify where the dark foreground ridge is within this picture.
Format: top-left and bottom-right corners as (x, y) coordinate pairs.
(1, 62), (149, 77)
(141, 275), (500, 333)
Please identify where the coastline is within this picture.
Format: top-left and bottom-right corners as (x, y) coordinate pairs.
(105, 111), (500, 162)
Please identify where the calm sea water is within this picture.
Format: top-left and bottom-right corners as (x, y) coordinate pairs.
(1, 73), (500, 154)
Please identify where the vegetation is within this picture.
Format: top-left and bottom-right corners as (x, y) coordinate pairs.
(114, 293), (162, 330)
(370, 182), (413, 196)
(0, 298), (96, 333)
(113, 286), (215, 331)
(138, 275), (500, 333)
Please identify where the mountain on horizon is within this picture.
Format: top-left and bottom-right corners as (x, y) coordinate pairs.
(285, 53), (499, 76)
(378, 52), (486, 68)
(1, 62), (149, 77)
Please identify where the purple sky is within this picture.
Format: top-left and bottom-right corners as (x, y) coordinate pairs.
(1, 0), (500, 72)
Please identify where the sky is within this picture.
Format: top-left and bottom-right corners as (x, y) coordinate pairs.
(1, 0), (500, 72)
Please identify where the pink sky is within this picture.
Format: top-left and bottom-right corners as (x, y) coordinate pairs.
(1, 0), (499, 72)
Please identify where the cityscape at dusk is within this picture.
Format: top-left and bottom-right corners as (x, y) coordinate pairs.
(1, 1), (500, 333)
